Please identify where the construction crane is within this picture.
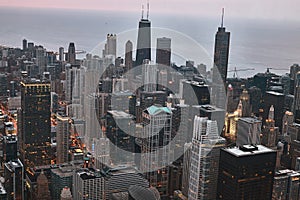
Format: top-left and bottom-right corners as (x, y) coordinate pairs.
(227, 67), (255, 78)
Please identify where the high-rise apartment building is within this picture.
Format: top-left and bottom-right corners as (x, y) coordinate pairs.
(19, 81), (52, 168)
(188, 117), (226, 200)
(56, 114), (71, 164)
(125, 40), (133, 72)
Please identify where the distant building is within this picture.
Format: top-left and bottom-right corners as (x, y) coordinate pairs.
(125, 40), (133, 72)
(236, 117), (262, 146)
(264, 91), (285, 130)
(217, 145), (277, 200)
(156, 37), (171, 66)
(212, 9), (230, 84)
(3, 134), (17, 162)
(23, 38), (27, 51)
(135, 14), (151, 74)
(67, 43), (76, 65)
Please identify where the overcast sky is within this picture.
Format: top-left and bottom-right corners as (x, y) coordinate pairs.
(1, 0), (300, 21)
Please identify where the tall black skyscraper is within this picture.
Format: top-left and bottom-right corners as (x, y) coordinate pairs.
(67, 42), (76, 65)
(156, 37), (171, 66)
(213, 9), (230, 83)
(22, 38), (27, 51)
(135, 4), (151, 71)
(19, 81), (52, 168)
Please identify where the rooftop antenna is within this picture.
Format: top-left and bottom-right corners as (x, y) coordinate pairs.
(147, 1), (150, 19)
(141, 4), (144, 19)
(221, 8), (224, 27)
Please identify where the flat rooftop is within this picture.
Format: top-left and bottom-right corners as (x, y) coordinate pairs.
(108, 110), (132, 118)
(223, 145), (276, 157)
(238, 117), (261, 124)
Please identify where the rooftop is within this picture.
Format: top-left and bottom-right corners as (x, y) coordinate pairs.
(238, 117), (261, 124)
(223, 145), (276, 157)
(146, 105), (171, 115)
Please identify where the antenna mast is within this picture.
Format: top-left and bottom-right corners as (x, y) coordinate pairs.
(147, 1), (149, 19)
(141, 4), (144, 19)
(221, 8), (224, 27)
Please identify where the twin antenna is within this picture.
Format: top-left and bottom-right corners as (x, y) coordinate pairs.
(141, 1), (150, 19)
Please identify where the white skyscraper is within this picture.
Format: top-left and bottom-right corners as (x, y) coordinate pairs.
(188, 116), (226, 200)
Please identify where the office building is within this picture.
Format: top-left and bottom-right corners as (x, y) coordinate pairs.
(272, 169), (300, 200)
(135, 9), (151, 71)
(4, 159), (24, 200)
(181, 143), (192, 196)
(73, 168), (105, 200)
(140, 105), (172, 198)
(19, 81), (52, 168)
(156, 37), (171, 66)
(106, 110), (135, 164)
(3, 134), (17, 162)
(188, 117), (226, 200)
(262, 105), (279, 148)
(142, 60), (158, 92)
(236, 117), (262, 146)
(217, 145), (277, 200)
(50, 164), (74, 200)
(181, 80), (210, 106)
(59, 47), (64, 62)
(212, 9), (230, 84)
(104, 34), (117, 57)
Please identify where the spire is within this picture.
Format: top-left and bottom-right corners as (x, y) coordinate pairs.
(221, 8), (224, 27)
(141, 4), (144, 19)
(147, 0), (150, 19)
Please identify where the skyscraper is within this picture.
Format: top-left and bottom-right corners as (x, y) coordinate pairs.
(217, 145), (277, 200)
(56, 114), (71, 164)
(105, 34), (117, 57)
(213, 9), (230, 83)
(36, 172), (51, 200)
(135, 5), (151, 71)
(59, 47), (64, 62)
(19, 81), (52, 168)
(140, 105), (172, 198)
(188, 117), (226, 200)
(156, 37), (171, 66)
(125, 40), (133, 72)
(67, 42), (76, 65)
(22, 38), (27, 51)
(293, 71), (300, 123)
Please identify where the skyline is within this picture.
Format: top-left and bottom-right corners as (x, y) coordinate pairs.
(1, 0), (300, 21)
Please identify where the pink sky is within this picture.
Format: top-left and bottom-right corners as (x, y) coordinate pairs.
(1, 0), (300, 21)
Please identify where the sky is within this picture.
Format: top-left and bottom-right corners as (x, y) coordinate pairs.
(1, 0), (300, 21)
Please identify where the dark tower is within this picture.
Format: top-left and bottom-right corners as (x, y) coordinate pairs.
(213, 8), (230, 83)
(125, 40), (133, 72)
(22, 39), (27, 51)
(19, 81), (52, 168)
(135, 4), (151, 73)
(67, 42), (76, 65)
(156, 37), (171, 66)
